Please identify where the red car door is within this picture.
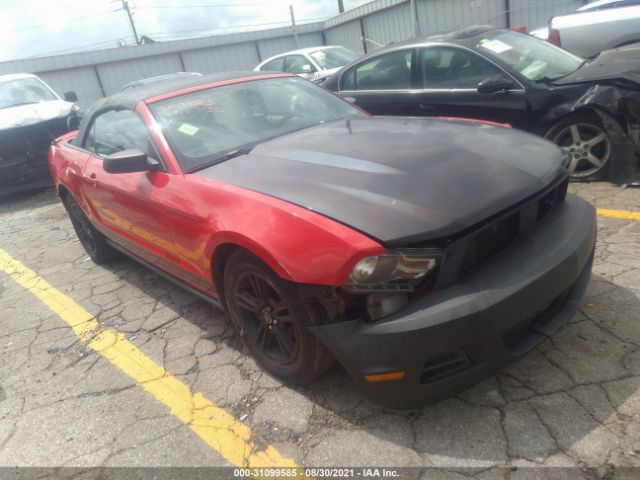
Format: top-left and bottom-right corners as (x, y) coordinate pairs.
(80, 108), (183, 275)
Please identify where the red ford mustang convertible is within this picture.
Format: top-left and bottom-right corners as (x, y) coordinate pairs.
(49, 72), (596, 407)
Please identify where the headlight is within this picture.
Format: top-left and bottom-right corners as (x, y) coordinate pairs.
(346, 249), (441, 289)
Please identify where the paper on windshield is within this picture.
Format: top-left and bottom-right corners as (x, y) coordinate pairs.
(177, 123), (199, 136)
(479, 38), (513, 54)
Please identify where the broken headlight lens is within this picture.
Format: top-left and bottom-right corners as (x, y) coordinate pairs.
(347, 250), (441, 286)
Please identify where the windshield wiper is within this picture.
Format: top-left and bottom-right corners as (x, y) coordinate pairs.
(187, 146), (255, 173)
(535, 60), (589, 84)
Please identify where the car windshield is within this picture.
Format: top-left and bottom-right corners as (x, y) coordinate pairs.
(0, 77), (58, 109)
(309, 47), (359, 70)
(150, 76), (364, 172)
(476, 31), (584, 81)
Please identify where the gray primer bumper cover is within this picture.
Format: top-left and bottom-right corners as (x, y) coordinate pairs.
(310, 194), (597, 408)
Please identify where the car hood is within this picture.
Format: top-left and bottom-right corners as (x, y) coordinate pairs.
(553, 44), (640, 86)
(196, 117), (565, 245)
(0, 99), (75, 130)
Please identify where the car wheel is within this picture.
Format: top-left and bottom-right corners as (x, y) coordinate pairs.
(545, 113), (611, 181)
(62, 194), (120, 264)
(223, 251), (333, 385)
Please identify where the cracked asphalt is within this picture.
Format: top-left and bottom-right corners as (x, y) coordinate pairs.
(0, 183), (639, 477)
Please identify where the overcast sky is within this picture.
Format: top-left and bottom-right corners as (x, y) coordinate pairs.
(1, 0), (371, 62)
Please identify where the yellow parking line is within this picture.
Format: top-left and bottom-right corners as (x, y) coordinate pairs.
(0, 248), (297, 469)
(597, 208), (640, 221)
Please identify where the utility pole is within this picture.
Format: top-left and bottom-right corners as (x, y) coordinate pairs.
(122, 0), (140, 45)
(337, 0), (344, 14)
(289, 5), (299, 48)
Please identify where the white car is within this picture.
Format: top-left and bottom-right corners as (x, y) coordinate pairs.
(0, 73), (80, 194)
(254, 46), (360, 83)
(530, 0), (640, 58)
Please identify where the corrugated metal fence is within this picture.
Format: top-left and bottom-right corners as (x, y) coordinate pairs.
(0, 0), (585, 107)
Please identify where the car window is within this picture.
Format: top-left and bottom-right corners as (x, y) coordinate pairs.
(420, 47), (503, 89)
(341, 49), (412, 91)
(284, 55), (315, 74)
(477, 31), (584, 81)
(84, 109), (157, 158)
(309, 47), (359, 70)
(260, 57), (285, 72)
(0, 77), (58, 109)
(150, 76), (363, 172)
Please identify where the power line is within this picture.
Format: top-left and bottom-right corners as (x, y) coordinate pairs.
(4, 10), (118, 34)
(134, 2), (275, 8)
(15, 14), (325, 59)
(143, 16), (326, 40)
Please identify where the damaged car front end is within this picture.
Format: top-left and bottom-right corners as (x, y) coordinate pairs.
(201, 114), (597, 408)
(543, 45), (640, 186)
(0, 74), (80, 196)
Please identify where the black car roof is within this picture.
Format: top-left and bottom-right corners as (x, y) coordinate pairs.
(94, 71), (277, 111)
(119, 72), (203, 92)
(359, 25), (499, 57)
(425, 25), (496, 42)
(74, 71), (280, 146)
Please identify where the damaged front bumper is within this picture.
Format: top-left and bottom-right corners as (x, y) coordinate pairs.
(0, 117), (72, 196)
(310, 194), (596, 409)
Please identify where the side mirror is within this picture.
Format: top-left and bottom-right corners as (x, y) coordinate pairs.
(477, 76), (516, 94)
(64, 90), (78, 103)
(67, 115), (81, 131)
(302, 64), (314, 73)
(103, 149), (161, 174)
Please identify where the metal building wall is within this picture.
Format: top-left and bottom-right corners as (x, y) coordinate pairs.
(417, 0), (507, 36)
(509, 0), (585, 28)
(325, 21), (364, 54)
(362, 2), (413, 48)
(97, 54), (184, 96)
(36, 67), (105, 109)
(0, 23), (326, 107)
(182, 43), (260, 74)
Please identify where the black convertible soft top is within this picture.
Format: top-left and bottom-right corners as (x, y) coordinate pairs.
(73, 71), (279, 146)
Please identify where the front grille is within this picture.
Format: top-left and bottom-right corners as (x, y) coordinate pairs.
(434, 176), (569, 288)
(24, 117), (71, 157)
(0, 117), (70, 164)
(420, 350), (471, 384)
(502, 287), (571, 355)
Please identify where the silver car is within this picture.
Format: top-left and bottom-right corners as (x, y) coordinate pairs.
(530, 0), (640, 58)
(254, 46), (360, 83)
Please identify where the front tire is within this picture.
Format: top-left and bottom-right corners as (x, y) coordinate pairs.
(223, 251), (333, 385)
(545, 112), (611, 181)
(62, 194), (120, 264)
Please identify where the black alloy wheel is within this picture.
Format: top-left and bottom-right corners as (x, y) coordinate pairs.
(67, 198), (98, 258)
(234, 270), (300, 366)
(223, 251), (333, 384)
(62, 194), (119, 264)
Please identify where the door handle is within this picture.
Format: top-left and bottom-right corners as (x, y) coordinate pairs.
(87, 173), (97, 187)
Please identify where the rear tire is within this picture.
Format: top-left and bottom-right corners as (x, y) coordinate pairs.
(62, 194), (120, 264)
(223, 250), (333, 385)
(545, 112), (611, 181)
